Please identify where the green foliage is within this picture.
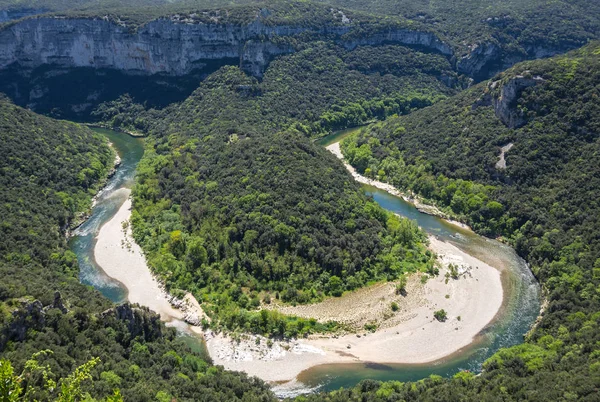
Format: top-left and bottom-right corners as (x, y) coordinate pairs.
(433, 309), (447, 322)
(0, 359), (20, 402)
(1, 2), (600, 400)
(395, 275), (407, 295)
(0, 97), (277, 401)
(0, 97), (116, 312)
(484, 344), (556, 373)
(125, 57), (438, 336)
(0, 353), (119, 402)
(326, 41), (600, 401)
(96, 42), (452, 138)
(324, 0), (599, 79)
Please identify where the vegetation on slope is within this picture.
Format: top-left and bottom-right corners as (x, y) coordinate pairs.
(334, 42), (600, 400)
(0, 96), (276, 401)
(0, 96), (113, 300)
(0, 0), (423, 32)
(1, 1), (599, 399)
(324, 0), (600, 78)
(128, 63), (437, 337)
(3, 0), (598, 81)
(94, 42), (454, 138)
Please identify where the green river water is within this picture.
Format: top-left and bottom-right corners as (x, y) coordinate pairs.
(71, 127), (540, 395)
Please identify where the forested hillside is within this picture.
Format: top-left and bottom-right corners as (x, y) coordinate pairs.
(1, 1), (600, 400)
(94, 42), (454, 138)
(323, 0), (600, 79)
(129, 64), (436, 337)
(0, 97), (276, 401)
(0, 96), (113, 302)
(334, 42), (600, 400)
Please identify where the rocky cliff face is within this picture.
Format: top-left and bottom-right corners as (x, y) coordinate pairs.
(490, 74), (545, 128)
(102, 303), (164, 342)
(0, 16), (451, 78)
(0, 296), (164, 350)
(457, 40), (575, 81)
(0, 8), (46, 23)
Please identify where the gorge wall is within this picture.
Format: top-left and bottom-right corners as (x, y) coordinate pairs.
(0, 16), (452, 78)
(0, 12), (577, 118)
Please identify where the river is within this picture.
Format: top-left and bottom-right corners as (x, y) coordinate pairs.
(71, 127), (540, 394)
(69, 128), (143, 303)
(300, 128), (540, 391)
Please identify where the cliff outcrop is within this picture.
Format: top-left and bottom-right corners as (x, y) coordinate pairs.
(490, 73), (545, 128)
(0, 16), (451, 78)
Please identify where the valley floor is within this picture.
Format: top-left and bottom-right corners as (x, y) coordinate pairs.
(92, 150), (505, 387)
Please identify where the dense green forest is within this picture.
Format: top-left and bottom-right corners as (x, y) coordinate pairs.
(0, 97), (276, 400)
(2, 0), (600, 400)
(325, 0), (600, 56)
(334, 42), (600, 400)
(0, 0), (417, 31)
(129, 65), (436, 336)
(94, 42), (453, 138)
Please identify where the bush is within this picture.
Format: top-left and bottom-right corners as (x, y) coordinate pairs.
(434, 309), (447, 322)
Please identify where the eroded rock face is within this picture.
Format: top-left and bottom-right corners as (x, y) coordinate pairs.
(341, 29), (452, 54)
(491, 74), (545, 128)
(457, 42), (502, 79)
(102, 303), (163, 341)
(457, 41), (576, 81)
(0, 16), (451, 78)
(0, 295), (68, 348)
(6, 299), (46, 343)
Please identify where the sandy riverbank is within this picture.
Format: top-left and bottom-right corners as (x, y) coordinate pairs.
(203, 142), (503, 384)
(205, 236), (503, 384)
(94, 189), (205, 325)
(93, 152), (504, 387)
(326, 142), (471, 231)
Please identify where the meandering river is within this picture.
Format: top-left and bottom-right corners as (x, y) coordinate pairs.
(69, 128), (143, 303)
(71, 127), (540, 394)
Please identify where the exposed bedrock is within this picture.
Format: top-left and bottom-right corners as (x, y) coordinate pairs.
(457, 41), (578, 81)
(490, 74), (545, 128)
(0, 8), (46, 23)
(0, 17), (452, 78)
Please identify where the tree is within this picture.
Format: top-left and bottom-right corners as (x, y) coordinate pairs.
(328, 276), (344, 297)
(396, 275), (407, 295)
(0, 352), (123, 402)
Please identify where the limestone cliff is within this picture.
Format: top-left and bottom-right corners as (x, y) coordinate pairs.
(489, 73), (545, 128)
(457, 40), (573, 81)
(0, 16), (451, 78)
